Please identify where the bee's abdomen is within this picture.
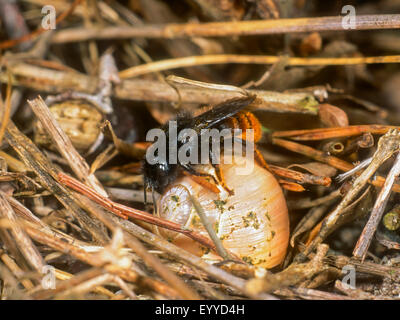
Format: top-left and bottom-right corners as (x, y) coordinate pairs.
(222, 111), (262, 142)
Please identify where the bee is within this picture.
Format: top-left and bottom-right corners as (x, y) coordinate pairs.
(142, 94), (269, 201)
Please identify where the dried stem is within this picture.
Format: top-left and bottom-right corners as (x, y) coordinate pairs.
(0, 193), (44, 272)
(119, 54), (400, 79)
(51, 15), (400, 43)
(0, 0), (83, 49)
(272, 137), (400, 193)
(2, 62), (320, 114)
(77, 194), (201, 300)
(5, 121), (109, 244)
(353, 151), (400, 261)
(189, 193), (233, 261)
(304, 129), (400, 256)
(0, 72), (12, 145)
(58, 172), (220, 253)
(98, 201), (277, 299)
(28, 96), (107, 197)
(269, 164), (331, 187)
(273, 125), (398, 141)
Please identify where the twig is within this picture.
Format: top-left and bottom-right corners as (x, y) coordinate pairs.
(287, 190), (341, 210)
(0, 0), (83, 49)
(0, 192), (44, 272)
(119, 54), (400, 79)
(32, 268), (106, 299)
(53, 273), (124, 299)
(77, 194), (201, 300)
(325, 254), (400, 279)
(287, 287), (351, 300)
(51, 15), (400, 43)
(0, 0), (30, 50)
(95, 200), (277, 299)
(0, 259), (29, 299)
(21, 221), (148, 288)
(334, 280), (396, 300)
(0, 251), (34, 290)
(290, 198), (337, 247)
(28, 96), (108, 197)
(189, 193), (233, 261)
(353, 151), (400, 261)
(272, 137), (400, 193)
(304, 129), (400, 256)
(5, 121), (109, 244)
(58, 172), (220, 253)
(245, 244), (330, 295)
(273, 125), (399, 141)
(272, 138), (353, 171)
(2, 62), (320, 114)
(106, 187), (153, 204)
(335, 157), (373, 183)
(0, 150), (27, 172)
(0, 72), (12, 145)
(268, 164), (331, 187)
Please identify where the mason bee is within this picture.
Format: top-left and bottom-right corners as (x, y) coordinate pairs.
(142, 94), (269, 201)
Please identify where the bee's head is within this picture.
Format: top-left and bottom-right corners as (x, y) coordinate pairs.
(142, 160), (178, 195)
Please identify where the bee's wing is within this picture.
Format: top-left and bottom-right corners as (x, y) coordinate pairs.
(192, 95), (255, 133)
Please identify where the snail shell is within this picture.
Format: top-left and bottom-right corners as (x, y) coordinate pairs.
(158, 155), (289, 269)
(34, 100), (103, 152)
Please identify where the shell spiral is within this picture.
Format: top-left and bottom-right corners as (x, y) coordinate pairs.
(158, 155), (290, 269)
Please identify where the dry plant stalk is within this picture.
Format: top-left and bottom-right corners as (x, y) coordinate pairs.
(51, 14), (400, 43)
(119, 54), (400, 79)
(58, 172), (242, 259)
(4, 121), (109, 244)
(273, 125), (399, 141)
(0, 193), (44, 272)
(28, 96), (107, 197)
(2, 0), (400, 301)
(76, 194), (201, 300)
(2, 62), (320, 114)
(353, 150), (400, 261)
(304, 129), (400, 256)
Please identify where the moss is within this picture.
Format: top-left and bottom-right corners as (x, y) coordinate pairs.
(242, 211), (260, 230)
(170, 195), (180, 202)
(242, 256), (254, 265)
(191, 214), (201, 227)
(242, 216), (250, 228)
(214, 221), (219, 234)
(298, 95), (319, 113)
(266, 230), (276, 242)
(214, 200), (227, 213)
(220, 234), (228, 241)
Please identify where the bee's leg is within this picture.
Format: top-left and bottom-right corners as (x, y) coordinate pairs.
(209, 150), (234, 196)
(212, 163), (234, 196)
(180, 163), (219, 186)
(182, 170), (220, 194)
(254, 147), (270, 171)
(234, 137), (270, 171)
